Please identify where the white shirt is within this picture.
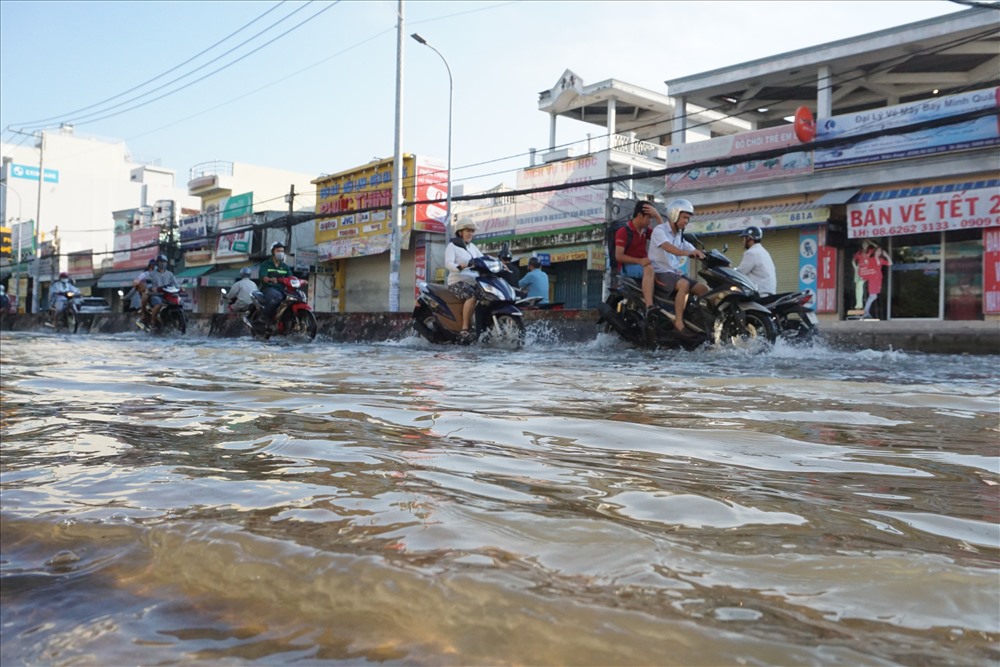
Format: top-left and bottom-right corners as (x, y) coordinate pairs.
(227, 277), (258, 310)
(648, 223), (695, 273)
(737, 243), (777, 296)
(444, 240), (484, 285)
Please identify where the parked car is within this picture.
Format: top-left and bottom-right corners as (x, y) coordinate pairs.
(76, 296), (112, 315)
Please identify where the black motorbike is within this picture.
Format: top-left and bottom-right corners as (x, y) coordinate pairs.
(598, 236), (778, 350)
(758, 291), (821, 343)
(413, 255), (525, 347)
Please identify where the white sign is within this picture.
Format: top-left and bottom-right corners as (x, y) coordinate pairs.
(847, 188), (1000, 238)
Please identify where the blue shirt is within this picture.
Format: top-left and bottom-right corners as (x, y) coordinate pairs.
(518, 268), (549, 303)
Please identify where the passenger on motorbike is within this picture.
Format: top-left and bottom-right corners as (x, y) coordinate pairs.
(258, 241), (293, 324)
(647, 198), (708, 336)
(736, 226), (776, 296)
(48, 272), (75, 327)
(444, 219), (484, 341)
(227, 267), (257, 313)
(126, 259), (156, 314)
(146, 254), (178, 327)
(615, 201), (656, 316)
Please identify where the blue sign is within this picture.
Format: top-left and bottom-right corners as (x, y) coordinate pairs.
(536, 253), (551, 266)
(10, 163), (59, 183)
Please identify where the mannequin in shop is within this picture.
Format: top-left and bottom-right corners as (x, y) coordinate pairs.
(854, 240), (892, 319)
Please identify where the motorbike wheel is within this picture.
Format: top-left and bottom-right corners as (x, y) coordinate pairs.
(484, 314), (526, 349)
(66, 309), (77, 334)
(291, 310), (318, 342)
(161, 309), (187, 335)
(412, 305), (442, 343)
(782, 318), (819, 343)
(715, 309), (777, 347)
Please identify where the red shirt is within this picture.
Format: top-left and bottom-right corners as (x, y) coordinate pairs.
(615, 221), (651, 260)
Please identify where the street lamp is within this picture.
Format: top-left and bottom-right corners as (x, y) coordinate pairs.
(411, 32), (453, 235)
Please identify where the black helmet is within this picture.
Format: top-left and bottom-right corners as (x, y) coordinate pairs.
(739, 226), (763, 242)
(270, 241), (286, 253)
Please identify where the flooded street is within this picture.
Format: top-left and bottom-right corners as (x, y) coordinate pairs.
(1, 329), (998, 666)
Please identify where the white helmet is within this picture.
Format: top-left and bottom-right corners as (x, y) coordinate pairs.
(665, 198), (695, 225)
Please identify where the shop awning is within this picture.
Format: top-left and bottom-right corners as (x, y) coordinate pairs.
(812, 189), (860, 206)
(201, 267), (243, 288)
(175, 264), (214, 287)
(73, 278), (97, 289)
(95, 270), (141, 289)
(688, 204), (830, 236)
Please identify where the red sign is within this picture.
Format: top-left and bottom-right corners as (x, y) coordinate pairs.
(847, 188), (1000, 239)
(985, 229), (1000, 314)
(816, 245), (837, 312)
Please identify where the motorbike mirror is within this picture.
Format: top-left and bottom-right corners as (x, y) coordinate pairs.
(498, 240), (512, 262)
(682, 233), (704, 249)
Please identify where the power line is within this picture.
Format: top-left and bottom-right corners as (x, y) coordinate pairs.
(9, 1), (293, 128)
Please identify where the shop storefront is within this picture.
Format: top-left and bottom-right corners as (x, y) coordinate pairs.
(845, 179), (999, 320)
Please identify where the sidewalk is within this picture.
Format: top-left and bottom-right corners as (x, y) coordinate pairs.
(817, 318), (1000, 355)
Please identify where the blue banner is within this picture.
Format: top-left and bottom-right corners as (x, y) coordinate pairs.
(9, 163), (59, 183)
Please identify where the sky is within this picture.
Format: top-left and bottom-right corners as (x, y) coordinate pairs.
(0, 0), (971, 204)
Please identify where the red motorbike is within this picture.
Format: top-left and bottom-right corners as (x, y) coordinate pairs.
(245, 276), (317, 342)
(138, 285), (187, 335)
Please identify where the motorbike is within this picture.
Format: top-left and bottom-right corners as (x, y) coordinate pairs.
(413, 254), (525, 347)
(244, 275), (317, 342)
(137, 285), (187, 335)
(598, 235), (779, 350)
(758, 290), (821, 342)
(47, 290), (80, 333)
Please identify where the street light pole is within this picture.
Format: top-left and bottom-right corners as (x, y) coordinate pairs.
(388, 0), (405, 312)
(411, 32), (453, 236)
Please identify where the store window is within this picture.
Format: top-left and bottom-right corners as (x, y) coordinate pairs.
(890, 233), (941, 319)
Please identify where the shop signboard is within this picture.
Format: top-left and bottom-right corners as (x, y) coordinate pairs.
(816, 86), (1000, 169)
(10, 219), (34, 264)
(112, 226), (160, 270)
(221, 192), (253, 220)
(665, 125), (812, 192)
(454, 187), (516, 239)
(514, 154), (607, 234)
(846, 182), (1000, 239)
(315, 155), (445, 260)
(688, 207), (829, 236)
(816, 244), (837, 313)
(67, 250), (94, 280)
(215, 214), (253, 262)
(985, 228), (1000, 314)
(179, 213), (209, 249)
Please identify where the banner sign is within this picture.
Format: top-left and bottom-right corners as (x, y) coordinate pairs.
(67, 250), (94, 279)
(9, 163), (59, 183)
(847, 183), (1000, 239)
(514, 154), (607, 234)
(454, 188), (517, 239)
(414, 157), (448, 233)
(985, 229), (1000, 314)
(179, 214), (210, 249)
(665, 125), (812, 191)
(816, 86), (999, 169)
(221, 192), (253, 221)
(816, 244), (837, 312)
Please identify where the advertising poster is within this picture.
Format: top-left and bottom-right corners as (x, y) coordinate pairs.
(113, 226), (160, 270)
(816, 86), (999, 169)
(846, 183), (1000, 239)
(985, 228), (1000, 314)
(798, 231), (819, 309)
(179, 214), (209, 249)
(414, 157), (448, 233)
(688, 207), (829, 236)
(665, 125), (812, 192)
(216, 215), (253, 262)
(816, 245), (837, 312)
(67, 250), (94, 280)
(455, 188), (517, 239)
(514, 154), (607, 234)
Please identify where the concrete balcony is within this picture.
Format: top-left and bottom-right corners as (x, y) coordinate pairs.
(187, 161), (234, 197)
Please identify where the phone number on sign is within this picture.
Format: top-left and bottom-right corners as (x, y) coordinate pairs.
(852, 217), (1000, 238)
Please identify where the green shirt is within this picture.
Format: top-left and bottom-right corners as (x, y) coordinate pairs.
(259, 259), (292, 285)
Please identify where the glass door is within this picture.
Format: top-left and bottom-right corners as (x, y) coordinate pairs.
(889, 233), (942, 319)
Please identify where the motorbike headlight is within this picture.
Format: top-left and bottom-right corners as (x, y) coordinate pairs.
(481, 283), (505, 301)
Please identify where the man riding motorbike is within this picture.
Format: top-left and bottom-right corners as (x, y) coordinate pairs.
(48, 271), (75, 328)
(258, 241), (293, 326)
(647, 198), (708, 337)
(144, 254), (178, 329)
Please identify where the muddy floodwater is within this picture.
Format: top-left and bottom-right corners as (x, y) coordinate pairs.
(1, 330), (998, 666)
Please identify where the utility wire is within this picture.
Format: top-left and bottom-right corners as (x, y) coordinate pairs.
(10, 1), (292, 128)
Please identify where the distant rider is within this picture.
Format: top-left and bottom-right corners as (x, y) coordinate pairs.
(48, 271), (75, 327)
(258, 241), (293, 324)
(226, 267), (258, 314)
(736, 226), (777, 296)
(647, 198), (708, 337)
(444, 219), (484, 341)
(145, 254), (178, 328)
